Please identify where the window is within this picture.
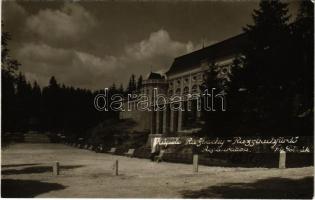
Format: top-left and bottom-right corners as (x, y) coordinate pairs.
(183, 87), (189, 95)
(192, 85), (198, 93)
(168, 90), (173, 95)
(175, 88), (181, 95)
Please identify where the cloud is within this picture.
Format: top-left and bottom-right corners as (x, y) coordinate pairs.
(2, 1), (28, 35)
(17, 29), (198, 89)
(4, 2), (212, 89)
(122, 29), (197, 76)
(125, 29), (194, 61)
(25, 3), (96, 43)
(17, 43), (119, 89)
(2, 1), (27, 22)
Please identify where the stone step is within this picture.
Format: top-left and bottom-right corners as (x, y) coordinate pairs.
(23, 133), (51, 143)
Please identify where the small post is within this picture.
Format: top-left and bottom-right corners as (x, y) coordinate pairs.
(279, 150), (286, 169)
(193, 154), (199, 172)
(114, 160), (118, 176)
(53, 162), (60, 175)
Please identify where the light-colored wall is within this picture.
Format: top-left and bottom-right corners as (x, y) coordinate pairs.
(166, 56), (235, 96)
(118, 54), (236, 133)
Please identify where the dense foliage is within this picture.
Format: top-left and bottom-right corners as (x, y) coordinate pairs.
(202, 0), (314, 136)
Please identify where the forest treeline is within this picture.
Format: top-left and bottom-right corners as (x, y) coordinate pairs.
(2, 28), (143, 137)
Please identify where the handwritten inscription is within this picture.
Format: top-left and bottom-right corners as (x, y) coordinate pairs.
(154, 136), (312, 154)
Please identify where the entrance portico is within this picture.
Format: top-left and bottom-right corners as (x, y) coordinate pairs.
(150, 99), (201, 135)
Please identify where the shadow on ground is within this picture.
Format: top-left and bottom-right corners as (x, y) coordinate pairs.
(1, 179), (66, 197)
(2, 163), (40, 168)
(2, 165), (83, 175)
(181, 176), (314, 199)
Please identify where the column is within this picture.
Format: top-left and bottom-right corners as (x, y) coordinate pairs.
(150, 111), (156, 134)
(178, 109), (183, 132)
(196, 97), (202, 119)
(162, 109), (167, 134)
(159, 111), (163, 134)
(180, 76), (184, 95)
(156, 111), (160, 134)
(187, 100), (192, 112)
(170, 110), (174, 133)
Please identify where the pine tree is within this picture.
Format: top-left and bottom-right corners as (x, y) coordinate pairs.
(49, 76), (59, 89)
(1, 23), (20, 76)
(1, 24), (20, 132)
(109, 83), (117, 96)
(118, 84), (124, 95)
(242, 0), (291, 88)
(31, 81), (41, 120)
(137, 75), (143, 92)
(2, 72), (15, 131)
(44, 76), (61, 131)
(131, 74), (136, 92)
(291, 0), (314, 109)
(288, 0), (314, 136)
(229, 0), (293, 135)
(127, 74), (136, 94)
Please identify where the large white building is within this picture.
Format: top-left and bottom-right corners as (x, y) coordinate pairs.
(120, 33), (248, 138)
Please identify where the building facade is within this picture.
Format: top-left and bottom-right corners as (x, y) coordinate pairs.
(119, 33), (247, 138)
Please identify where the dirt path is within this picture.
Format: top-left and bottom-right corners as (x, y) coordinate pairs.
(1, 143), (313, 198)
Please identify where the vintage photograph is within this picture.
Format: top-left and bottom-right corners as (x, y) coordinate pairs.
(1, 0), (314, 198)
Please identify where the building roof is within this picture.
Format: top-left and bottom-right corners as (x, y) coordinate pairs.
(147, 72), (165, 80)
(166, 33), (248, 75)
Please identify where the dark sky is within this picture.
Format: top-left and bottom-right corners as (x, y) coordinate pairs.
(2, 0), (299, 90)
